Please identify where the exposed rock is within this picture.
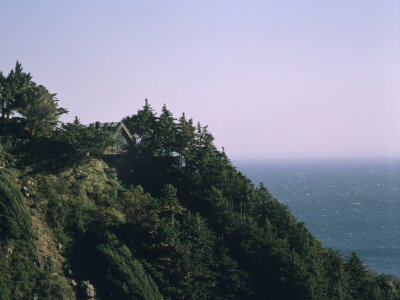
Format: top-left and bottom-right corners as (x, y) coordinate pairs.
(81, 280), (95, 298)
(63, 263), (73, 276)
(35, 257), (42, 268)
(71, 279), (77, 287)
(7, 247), (13, 257)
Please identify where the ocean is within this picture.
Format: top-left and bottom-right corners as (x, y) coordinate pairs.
(234, 158), (400, 277)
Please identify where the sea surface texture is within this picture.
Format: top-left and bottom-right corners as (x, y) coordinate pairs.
(235, 159), (400, 277)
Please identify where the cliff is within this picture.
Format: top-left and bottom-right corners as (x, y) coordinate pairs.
(1, 103), (400, 299)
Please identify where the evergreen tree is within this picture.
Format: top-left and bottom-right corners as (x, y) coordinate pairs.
(346, 252), (374, 299)
(122, 99), (157, 156)
(154, 105), (178, 157)
(0, 61), (33, 123)
(176, 113), (197, 166)
(15, 84), (67, 136)
(1, 84), (399, 299)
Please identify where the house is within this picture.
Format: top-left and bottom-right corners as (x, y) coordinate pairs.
(91, 121), (135, 154)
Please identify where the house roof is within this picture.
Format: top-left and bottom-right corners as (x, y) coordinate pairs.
(91, 121), (134, 143)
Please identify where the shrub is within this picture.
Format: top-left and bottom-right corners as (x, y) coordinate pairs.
(0, 172), (33, 239)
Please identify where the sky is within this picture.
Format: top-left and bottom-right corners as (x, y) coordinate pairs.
(1, 1), (399, 159)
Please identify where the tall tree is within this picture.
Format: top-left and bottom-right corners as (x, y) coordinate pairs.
(154, 104), (178, 156)
(16, 85), (67, 136)
(123, 99), (157, 155)
(177, 113), (197, 165)
(0, 61), (33, 123)
(346, 252), (374, 299)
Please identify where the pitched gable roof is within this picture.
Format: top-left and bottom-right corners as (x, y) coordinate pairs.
(93, 122), (134, 142)
(91, 121), (134, 154)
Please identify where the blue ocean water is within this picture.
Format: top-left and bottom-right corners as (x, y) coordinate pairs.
(234, 159), (400, 277)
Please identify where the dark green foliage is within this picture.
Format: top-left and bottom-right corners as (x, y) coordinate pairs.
(15, 117), (114, 171)
(119, 101), (400, 299)
(79, 231), (162, 299)
(0, 240), (37, 299)
(1, 74), (400, 299)
(34, 258), (74, 300)
(374, 274), (400, 300)
(0, 61), (67, 135)
(0, 61), (33, 123)
(0, 237), (74, 299)
(122, 99), (158, 157)
(114, 185), (244, 299)
(54, 118), (114, 159)
(0, 171), (33, 239)
(15, 84), (67, 136)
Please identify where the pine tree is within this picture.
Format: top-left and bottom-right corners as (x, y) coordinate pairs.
(122, 99), (157, 156)
(0, 61), (33, 123)
(16, 85), (66, 136)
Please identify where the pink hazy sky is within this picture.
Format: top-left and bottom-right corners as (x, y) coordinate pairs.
(1, 1), (399, 159)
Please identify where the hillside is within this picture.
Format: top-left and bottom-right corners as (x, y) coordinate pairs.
(1, 63), (400, 299)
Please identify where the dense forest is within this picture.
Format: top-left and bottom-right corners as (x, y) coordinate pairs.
(1, 62), (399, 299)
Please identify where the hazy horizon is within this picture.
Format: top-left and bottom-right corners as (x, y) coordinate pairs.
(232, 156), (400, 164)
(1, 1), (399, 159)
